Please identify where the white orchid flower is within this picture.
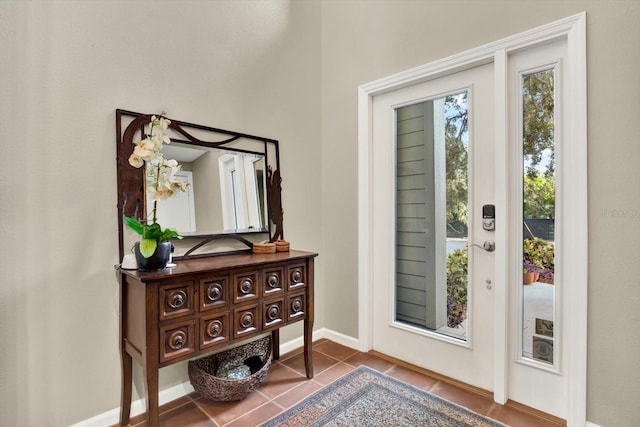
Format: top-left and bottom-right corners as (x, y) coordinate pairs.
(149, 186), (175, 201)
(150, 133), (164, 149)
(129, 113), (188, 229)
(160, 118), (171, 143)
(133, 138), (156, 159)
(171, 180), (188, 192)
(161, 159), (180, 179)
(151, 117), (172, 145)
(158, 117), (171, 130)
(128, 153), (144, 168)
(146, 153), (163, 166)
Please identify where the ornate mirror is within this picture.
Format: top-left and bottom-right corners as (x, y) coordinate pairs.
(116, 109), (284, 261)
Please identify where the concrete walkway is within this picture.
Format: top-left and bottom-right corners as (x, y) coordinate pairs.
(523, 282), (554, 360)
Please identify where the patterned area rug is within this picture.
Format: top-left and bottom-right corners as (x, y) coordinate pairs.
(261, 366), (506, 426)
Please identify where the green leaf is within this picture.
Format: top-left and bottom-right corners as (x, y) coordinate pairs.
(139, 239), (157, 258)
(124, 216), (144, 236)
(143, 222), (162, 240)
(159, 227), (183, 242)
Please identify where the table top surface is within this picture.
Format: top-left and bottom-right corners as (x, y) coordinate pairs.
(119, 249), (318, 281)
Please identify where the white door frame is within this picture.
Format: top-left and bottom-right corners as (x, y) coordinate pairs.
(357, 13), (587, 426)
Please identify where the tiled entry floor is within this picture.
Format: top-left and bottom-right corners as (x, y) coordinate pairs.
(120, 339), (565, 427)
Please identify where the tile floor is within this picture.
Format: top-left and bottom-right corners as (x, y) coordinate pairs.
(121, 339), (565, 427)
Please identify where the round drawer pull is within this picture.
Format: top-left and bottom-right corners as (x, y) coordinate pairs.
(239, 279), (253, 294)
(291, 299), (302, 313)
(207, 284), (222, 301)
(291, 270), (302, 283)
(168, 291), (186, 309)
(168, 330), (186, 350)
(240, 312), (254, 328)
(268, 274), (279, 288)
(267, 305), (280, 320)
(206, 320), (222, 338)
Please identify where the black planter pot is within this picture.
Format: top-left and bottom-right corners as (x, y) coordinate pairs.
(134, 241), (172, 271)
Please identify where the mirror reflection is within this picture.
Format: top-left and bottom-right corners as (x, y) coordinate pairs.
(151, 142), (269, 235)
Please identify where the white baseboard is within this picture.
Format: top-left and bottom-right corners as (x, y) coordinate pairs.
(279, 327), (360, 355)
(586, 422), (604, 427)
(72, 328), (359, 427)
(315, 327), (361, 350)
(70, 381), (195, 427)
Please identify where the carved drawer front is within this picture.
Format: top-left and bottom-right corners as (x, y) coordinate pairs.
(262, 266), (284, 297)
(233, 271), (259, 304)
(160, 320), (195, 363)
(287, 263), (306, 291)
(200, 311), (230, 350)
(159, 282), (195, 321)
(262, 298), (285, 331)
(233, 304), (260, 339)
(200, 275), (229, 311)
(287, 292), (306, 321)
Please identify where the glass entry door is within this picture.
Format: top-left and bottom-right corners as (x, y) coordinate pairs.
(394, 92), (470, 342)
(362, 16), (587, 423)
(371, 62), (496, 391)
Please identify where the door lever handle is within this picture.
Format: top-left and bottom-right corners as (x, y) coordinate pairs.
(469, 241), (495, 252)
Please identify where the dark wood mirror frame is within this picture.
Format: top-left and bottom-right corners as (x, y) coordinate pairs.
(116, 109), (284, 262)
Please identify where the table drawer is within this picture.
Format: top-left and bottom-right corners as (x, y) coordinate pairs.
(160, 319), (195, 363)
(200, 275), (229, 311)
(233, 303), (260, 338)
(159, 281), (195, 321)
(200, 311), (230, 350)
(287, 292), (307, 321)
(287, 262), (307, 291)
(233, 271), (259, 304)
(262, 265), (284, 297)
(262, 298), (285, 331)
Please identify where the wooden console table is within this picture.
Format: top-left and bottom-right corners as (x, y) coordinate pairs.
(118, 250), (317, 427)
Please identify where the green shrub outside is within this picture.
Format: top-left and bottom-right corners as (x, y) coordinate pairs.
(446, 248), (468, 328)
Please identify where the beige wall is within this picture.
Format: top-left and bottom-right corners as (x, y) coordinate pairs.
(0, 1), (321, 425)
(320, 1), (640, 426)
(1, 1), (639, 426)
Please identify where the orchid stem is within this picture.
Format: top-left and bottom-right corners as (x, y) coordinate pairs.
(152, 164), (160, 224)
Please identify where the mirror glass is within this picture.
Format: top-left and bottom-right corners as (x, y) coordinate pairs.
(153, 142), (269, 235)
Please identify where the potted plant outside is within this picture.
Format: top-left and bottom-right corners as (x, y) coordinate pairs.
(523, 237), (555, 285)
(523, 260), (542, 285)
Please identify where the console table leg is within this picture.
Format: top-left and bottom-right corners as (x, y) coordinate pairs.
(271, 330), (280, 360)
(304, 318), (314, 378)
(119, 351), (132, 426)
(144, 368), (160, 427)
